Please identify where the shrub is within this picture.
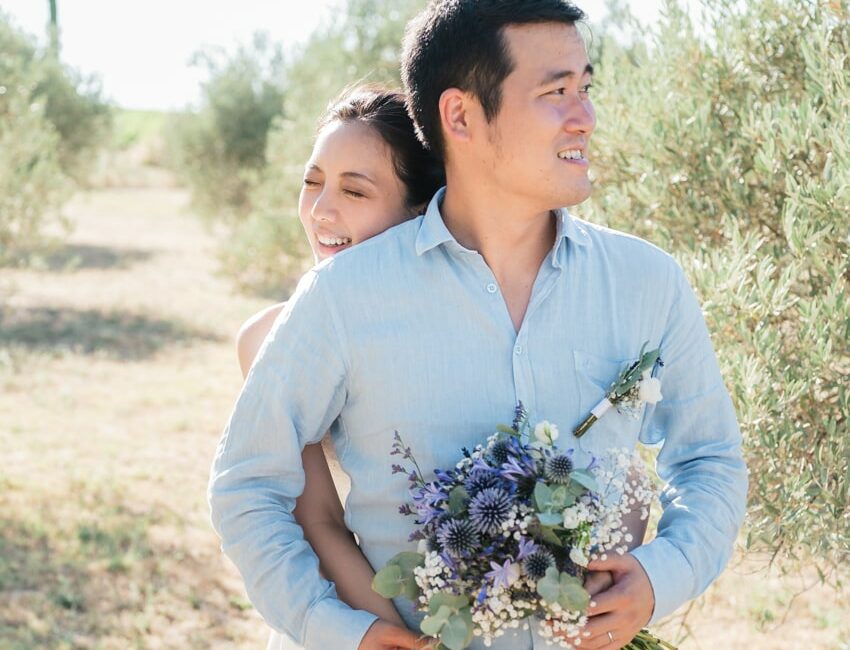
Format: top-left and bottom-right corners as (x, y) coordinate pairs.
(0, 14), (71, 264)
(165, 33), (286, 223)
(583, 0), (849, 572)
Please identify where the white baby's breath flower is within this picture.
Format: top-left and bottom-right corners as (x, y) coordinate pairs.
(569, 546), (589, 567)
(638, 369), (663, 404)
(534, 421), (559, 445)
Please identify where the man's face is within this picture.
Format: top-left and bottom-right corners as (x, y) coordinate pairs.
(477, 22), (596, 209)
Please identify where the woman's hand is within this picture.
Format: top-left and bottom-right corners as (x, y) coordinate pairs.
(358, 620), (435, 650)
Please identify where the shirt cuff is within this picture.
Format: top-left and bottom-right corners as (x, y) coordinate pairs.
(630, 538), (696, 624)
(303, 597), (379, 650)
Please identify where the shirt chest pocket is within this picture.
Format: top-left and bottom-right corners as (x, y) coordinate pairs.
(572, 349), (644, 455)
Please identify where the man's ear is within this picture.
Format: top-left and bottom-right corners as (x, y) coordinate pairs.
(438, 88), (476, 148)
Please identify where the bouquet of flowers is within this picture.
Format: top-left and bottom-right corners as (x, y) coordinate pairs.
(372, 405), (675, 650)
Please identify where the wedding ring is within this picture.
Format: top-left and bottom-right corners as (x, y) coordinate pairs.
(607, 631), (615, 642)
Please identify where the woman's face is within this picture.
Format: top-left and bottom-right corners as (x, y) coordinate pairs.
(299, 120), (411, 262)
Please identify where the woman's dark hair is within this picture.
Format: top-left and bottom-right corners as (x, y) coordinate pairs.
(401, 0), (586, 162)
(319, 85), (446, 209)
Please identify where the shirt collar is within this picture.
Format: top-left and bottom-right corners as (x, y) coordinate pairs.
(415, 187), (592, 259)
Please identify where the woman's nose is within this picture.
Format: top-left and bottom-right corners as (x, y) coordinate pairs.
(311, 190), (338, 222)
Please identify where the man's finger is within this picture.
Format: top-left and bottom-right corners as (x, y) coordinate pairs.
(583, 570), (614, 596)
(385, 625), (434, 650)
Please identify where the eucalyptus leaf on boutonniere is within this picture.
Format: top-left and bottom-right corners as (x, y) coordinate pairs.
(574, 342), (663, 438)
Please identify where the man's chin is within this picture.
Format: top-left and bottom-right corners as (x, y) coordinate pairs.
(555, 184), (592, 209)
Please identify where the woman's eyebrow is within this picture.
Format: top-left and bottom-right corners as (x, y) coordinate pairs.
(340, 171), (377, 185)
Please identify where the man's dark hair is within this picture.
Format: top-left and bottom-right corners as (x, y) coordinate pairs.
(320, 84), (446, 208)
(401, 0), (586, 162)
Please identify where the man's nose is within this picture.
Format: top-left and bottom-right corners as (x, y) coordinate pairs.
(564, 97), (596, 135)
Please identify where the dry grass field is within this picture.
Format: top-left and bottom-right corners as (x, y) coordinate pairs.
(1, 186), (847, 649)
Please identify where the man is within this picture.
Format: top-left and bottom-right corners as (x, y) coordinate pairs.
(208, 2), (748, 649)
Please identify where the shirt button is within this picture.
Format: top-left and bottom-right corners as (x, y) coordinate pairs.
(486, 283), (498, 294)
(514, 345), (523, 355)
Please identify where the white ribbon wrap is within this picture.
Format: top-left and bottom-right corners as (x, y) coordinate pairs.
(591, 398), (613, 419)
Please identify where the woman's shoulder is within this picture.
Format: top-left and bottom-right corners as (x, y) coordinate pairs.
(236, 302), (286, 377)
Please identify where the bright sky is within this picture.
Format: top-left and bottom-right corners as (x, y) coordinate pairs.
(0, 0), (664, 111)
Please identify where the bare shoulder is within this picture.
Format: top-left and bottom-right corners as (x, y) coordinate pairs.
(236, 302), (286, 377)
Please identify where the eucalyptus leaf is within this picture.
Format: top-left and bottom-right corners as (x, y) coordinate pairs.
(372, 564), (402, 598)
(439, 610), (474, 650)
(557, 573), (591, 612)
(569, 470), (599, 492)
(420, 605), (452, 636)
(536, 567), (561, 604)
(448, 486), (469, 515)
(537, 511), (562, 527)
(429, 591), (470, 613)
(533, 482), (553, 510)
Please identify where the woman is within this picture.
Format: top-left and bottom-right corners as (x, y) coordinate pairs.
(237, 85), (647, 647)
(237, 85), (445, 645)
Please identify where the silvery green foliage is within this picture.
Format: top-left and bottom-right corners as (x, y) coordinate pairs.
(0, 14), (70, 264)
(583, 0), (849, 571)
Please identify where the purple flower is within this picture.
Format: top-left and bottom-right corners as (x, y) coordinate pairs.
(486, 559), (520, 589)
(499, 455), (535, 482)
(517, 537), (539, 560)
(434, 468), (455, 483)
(436, 518), (480, 557)
(468, 487), (513, 535)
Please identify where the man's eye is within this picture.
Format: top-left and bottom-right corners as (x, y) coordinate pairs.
(580, 84), (593, 95)
(549, 87), (567, 96)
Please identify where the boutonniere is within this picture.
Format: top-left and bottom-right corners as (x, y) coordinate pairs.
(574, 343), (663, 438)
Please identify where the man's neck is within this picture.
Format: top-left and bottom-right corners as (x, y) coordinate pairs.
(441, 178), (557, 282)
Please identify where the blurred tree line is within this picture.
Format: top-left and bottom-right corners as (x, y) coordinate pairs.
(171, 0), (850, 579)
(0, 11), (111, 265)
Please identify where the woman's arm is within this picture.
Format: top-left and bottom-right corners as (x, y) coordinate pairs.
(237, 305), (403, 625)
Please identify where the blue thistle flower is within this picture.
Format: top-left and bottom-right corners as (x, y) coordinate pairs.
(464, 469), (500, 495)
(544, 453), (574, 484)
(522, 548), (556, 580)
(468, 487), (513, 535)
(436, 518), (480, 556)
(489, 440), (511, 465)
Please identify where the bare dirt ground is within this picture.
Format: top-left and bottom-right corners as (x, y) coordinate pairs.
(1, 187), (847, 649)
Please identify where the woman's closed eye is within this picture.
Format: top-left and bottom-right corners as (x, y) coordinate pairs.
(343, 188), (367, 199)
(303, 178), (321, 188)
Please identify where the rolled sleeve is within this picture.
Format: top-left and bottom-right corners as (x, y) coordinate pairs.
(636, 263), (749, 622)
(209, 267), (370, 648)
(304, 598), (379, 649)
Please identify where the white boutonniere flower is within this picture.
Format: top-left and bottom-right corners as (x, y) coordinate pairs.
(533, 420), (560, 446)
(637, 369), (663, 404)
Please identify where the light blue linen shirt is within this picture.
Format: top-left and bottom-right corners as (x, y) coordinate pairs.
(209, 188), (748, 650)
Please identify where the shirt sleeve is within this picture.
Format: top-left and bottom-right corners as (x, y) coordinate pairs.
(208, 268), (378, 649)
(631, 263), (749, 624)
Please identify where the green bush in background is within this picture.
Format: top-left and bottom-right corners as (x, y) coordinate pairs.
(583, 0), (849, 572)
(0, 12), (111, 264)
(0, 14), (70, 264)
(165, 33), (286, 223)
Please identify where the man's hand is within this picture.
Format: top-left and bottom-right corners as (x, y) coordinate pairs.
(583, 569), (614, 596)
(358, 619), (436, 650)
(578, 553), (655, 650)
